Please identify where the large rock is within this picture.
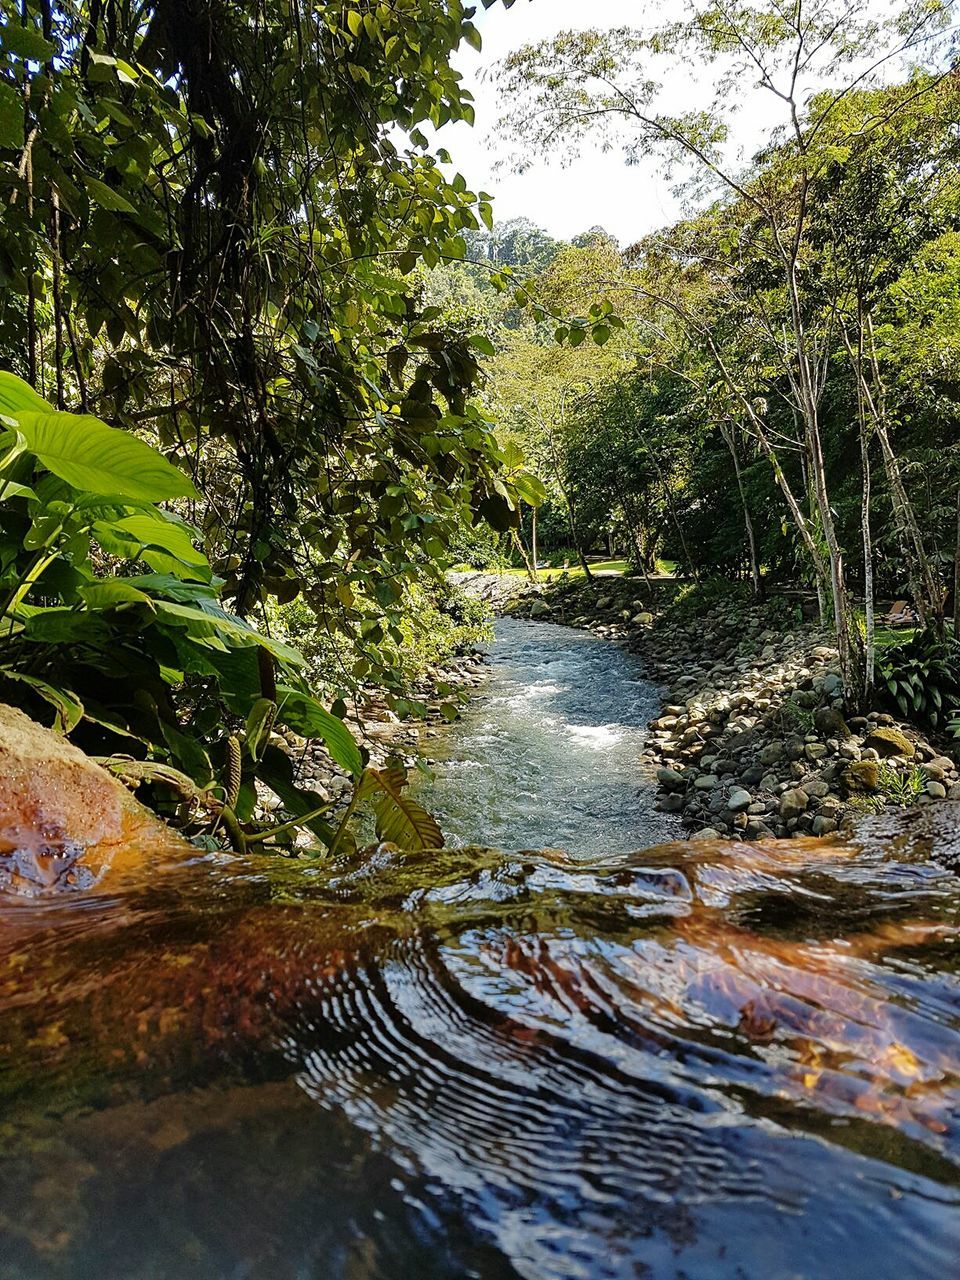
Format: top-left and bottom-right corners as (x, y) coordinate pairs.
(0, 703), (187, 895)
(843, 760), (880, 793)
(863, 726), (914, 758)
(813, 707), (850, 738)
(779, 788), (809, 821)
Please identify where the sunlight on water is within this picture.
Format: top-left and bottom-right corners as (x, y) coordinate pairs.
(414, 617), (679, 854)
(1, 622), (959, 1279)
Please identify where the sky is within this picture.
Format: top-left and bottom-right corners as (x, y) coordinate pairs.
(431, 0), (773, 245)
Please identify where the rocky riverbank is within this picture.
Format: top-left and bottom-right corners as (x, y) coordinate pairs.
(272, 648), (490, 813)
(497, 573), (960, 841)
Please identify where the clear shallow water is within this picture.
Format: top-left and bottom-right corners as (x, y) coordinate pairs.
(1, 621), (959, 1279)
(413, 616), (679, 854)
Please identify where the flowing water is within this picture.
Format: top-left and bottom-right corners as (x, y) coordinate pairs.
(1, 621), (959, 1280)
(413, 616), (679, 854)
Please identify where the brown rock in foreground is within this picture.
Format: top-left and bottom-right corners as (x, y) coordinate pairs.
(0, 703), (188, 894)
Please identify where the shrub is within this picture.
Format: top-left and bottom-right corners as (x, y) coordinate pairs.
(876, 632), (960, 731)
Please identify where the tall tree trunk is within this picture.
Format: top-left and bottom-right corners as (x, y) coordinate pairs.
(511, 530), (537, 584)
(530, 506), (539, 583)
(859, 403), (875, 705)
(720, 420), (763, 600)
(617, 483), (655, 596)
(865, 317), (942, 635)
(953, 484), (960, 639)
(786, 265), (857, 698)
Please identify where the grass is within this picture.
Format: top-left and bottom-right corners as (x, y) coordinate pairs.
(499, 558), (630, 579)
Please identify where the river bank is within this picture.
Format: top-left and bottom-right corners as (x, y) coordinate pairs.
(468, 572), (960, 841)
(272, 647), (491, 815)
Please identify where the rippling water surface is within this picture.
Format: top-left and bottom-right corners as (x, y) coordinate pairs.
(413, 616), (678, 853)
(1, 622), (959, 1280)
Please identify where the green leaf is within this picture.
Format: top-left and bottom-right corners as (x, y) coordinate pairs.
(258, 744), (339, 842)
(0, 82), (22, 150)
(244, 697), (277, 762)
(111, 513), (207, 567)
(2, 670), (83, 732)
(13, 408), (197, 501)
(81, 174), (138, 216)
(469, 334), (496, 357)
(1, 25), (55, 62)
(121, 573), (221, 603)
(155, 600), (305, 665)
(359, 766), (444, 849)
(0, 371), (48, 417)
(275, 685), (363, 777)
(160, 722), (214, 786)
(0, 480), (36, 502)
(80, 580), (155, 610)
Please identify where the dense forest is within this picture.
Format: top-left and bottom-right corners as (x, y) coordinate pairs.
(1, 0), (959, 849)
(449, 2), (960, 716)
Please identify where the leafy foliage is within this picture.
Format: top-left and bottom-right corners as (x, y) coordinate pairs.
(0, 370), (371, 842)
(877, 635), (960, 731)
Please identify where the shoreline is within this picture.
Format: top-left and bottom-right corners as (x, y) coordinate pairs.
(467, 571), (960, 841)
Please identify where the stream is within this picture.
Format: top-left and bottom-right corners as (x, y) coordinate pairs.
(413, 616), (679, 854)
(1, 621), (959, 1279)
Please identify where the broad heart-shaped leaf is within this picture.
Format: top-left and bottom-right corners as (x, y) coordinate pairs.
(359, 767), (445, 850)
(0, 371), (49, 417)
(275, 685), (363, 778)
(14, 408), (197, 501)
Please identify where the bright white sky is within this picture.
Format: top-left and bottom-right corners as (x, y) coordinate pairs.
(433, 0), (774, 244)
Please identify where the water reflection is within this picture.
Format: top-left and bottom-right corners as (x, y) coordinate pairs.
(2, 622), (960, 1278)
(1, 825), (959, 1279)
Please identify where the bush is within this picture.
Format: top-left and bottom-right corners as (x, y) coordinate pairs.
(0, 370), (361, 845)
(876, 632), (960, 731)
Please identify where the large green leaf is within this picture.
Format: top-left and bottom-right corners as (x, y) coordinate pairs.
(154, 600), (304, 665)
(2, 670), (84, 733)
(258, 744), (340, 843)
(80, 580), (155, 610)
(111, 513), (207, 566)
(0, 371), (48, 418)
(0, 377), (197, 501)
(81, 174), (139, 216)
(276, 685), (364, 777)
(359, 766), (444, 849)
(0, 83), (22, 150)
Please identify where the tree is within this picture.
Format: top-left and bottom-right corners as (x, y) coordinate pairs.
(496, 0), (955, 697)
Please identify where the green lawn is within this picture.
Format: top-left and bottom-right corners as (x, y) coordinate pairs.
(498, 558), (629, 579)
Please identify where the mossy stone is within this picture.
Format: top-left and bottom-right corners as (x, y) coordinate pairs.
(863, 727), (914, 758)
(843, 760), (880, 793)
